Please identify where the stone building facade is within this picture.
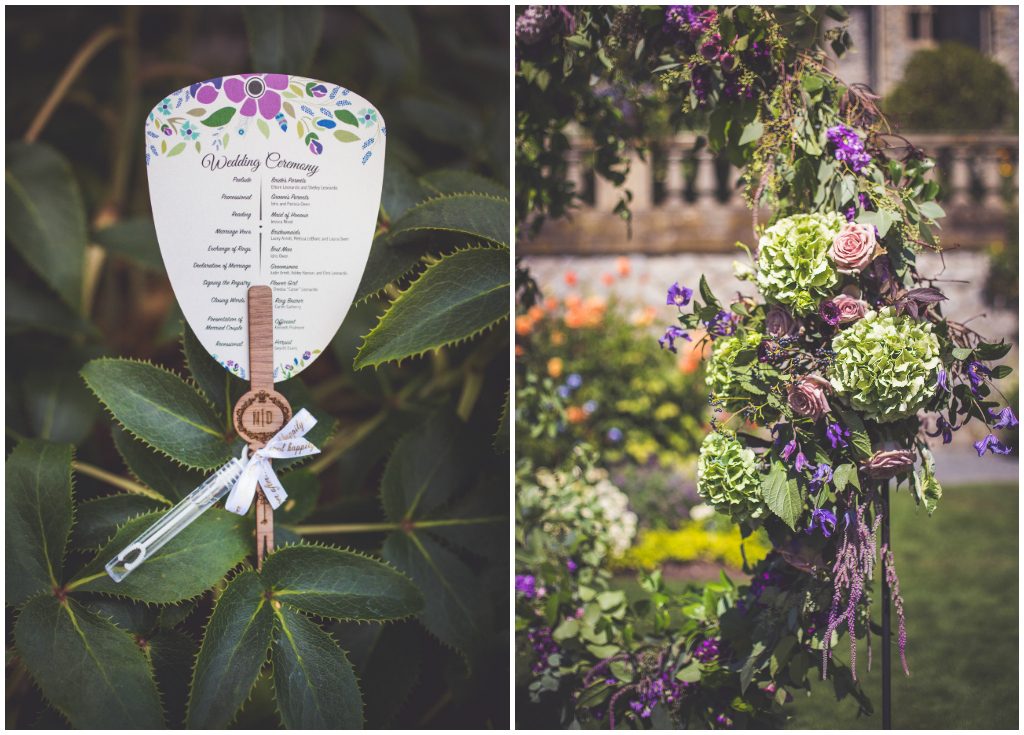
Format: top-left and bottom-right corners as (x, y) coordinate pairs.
(828, 5), (1019, 92)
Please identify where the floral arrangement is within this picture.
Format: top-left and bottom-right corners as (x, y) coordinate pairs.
(517, 4), (1017, 729)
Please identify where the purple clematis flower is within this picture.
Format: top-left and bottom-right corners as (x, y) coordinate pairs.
(658, 325), (690, 353)
(566, 559), (578, 573)
(965, 361), (992, 392)
(974, 433), (1013, 457)
(794, 452), (811, 472)
(825, 422), (850, 449)
(989, 406), (1018, 429)
(705, 310), (738, 338)
(818, 300), (841, 327)
(780, 439), (798, 461)
(809, 463), (833, 493)
(666, 282), (693, 308)
(807, 508), (837, 538)
(926, 415), (955, 444)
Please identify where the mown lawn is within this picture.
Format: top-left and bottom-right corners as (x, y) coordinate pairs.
(784, 483), (1018, 730)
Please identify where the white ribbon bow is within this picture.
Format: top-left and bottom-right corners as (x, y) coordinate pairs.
(224, 408), (320, 515)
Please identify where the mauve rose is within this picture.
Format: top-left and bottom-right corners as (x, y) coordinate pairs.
(830, 223), (879, 273)
(832, 293), (869, 323)
(788, 375), (831, 421)
(765, 305), (800, 338)
(860, 449), (916, 479)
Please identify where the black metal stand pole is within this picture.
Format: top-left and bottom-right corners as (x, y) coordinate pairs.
(880, 481), (892, 729)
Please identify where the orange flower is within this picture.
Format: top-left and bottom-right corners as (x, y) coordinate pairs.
(601, 273), (615, 286)
(550, 330), (566, 346)
(616, 256), (631, 277)
(547, 357), (564, 378)
(631, 306), (657, 327)
(515, 344), (525, 357)
(565, 294), (582, 309)
(564, 271), (578, 286)
(566, 406), (586, 423)
(515, 314), (534, 336)
(544, 296), (558, 312)
(528, 305), (544, 322)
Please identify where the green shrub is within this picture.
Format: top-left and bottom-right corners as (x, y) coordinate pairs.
(884, 43), (1017, 130)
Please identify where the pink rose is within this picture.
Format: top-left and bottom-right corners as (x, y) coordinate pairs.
(830, 223), (879, 273)
(787, 375), (831, 421)
(832, 293), (869, 323)
(765, 305), (800, 339)
(860, 449), (916, 479)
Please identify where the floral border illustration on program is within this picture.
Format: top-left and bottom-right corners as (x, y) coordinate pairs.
(145, 74), (384, 165)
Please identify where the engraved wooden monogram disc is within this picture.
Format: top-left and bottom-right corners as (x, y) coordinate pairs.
(234, 389), (292, 444)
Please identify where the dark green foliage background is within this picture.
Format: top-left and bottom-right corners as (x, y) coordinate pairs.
(6, 6), (509, 730)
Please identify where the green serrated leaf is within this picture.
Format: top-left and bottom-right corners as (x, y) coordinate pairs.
(353, 233), (427, 303)
(388, 192), (509, 247)
(274, 469), (320, 524)
(182, 324), (247, 433)
(186, 571), (274, 729)
(68, 509), (249, 604)
(71, 493), (164, 551)
(6, 142), (87, 308)
(421, 169), (509, 198)
(6, 439), (73, 606)
(94, 217), (163, 271)
(199, 107), (237, 128)
(355, 246), (509, 368)
(81, 358), (232, 470)
(831, 462), (860, 493)
(85, 595), (159, 635)
(14, 595), (164, 728)
(261, 544), (423, 621)
(6, 277), (97, 338)
(381, 156), (431, 221)
(382, 531), (490, 669)
(271, 603), (363, 728)
(149, 628), (196, 729)
(761, 461), (804, 531)
(23, 366), (99, 444)
(495, 388), (509, 452)
(112, 427), (206, 502)
(380, 412), (472, 522)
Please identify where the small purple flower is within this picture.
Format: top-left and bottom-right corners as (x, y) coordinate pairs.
(309, 83), (328, 98)
(807, 508), (837, 538)
(607, 427), (624, 443)
(557, 385), (571, 399)
(794, 452), (811, 472)
(780, 439), (798, 461)
(515, 574), (536, 598)
(936, 367), (950, 393)
(827, 124), (872, 174)
(302, 351), (311, 360)
(925, 415), (955, 444)
(566, 559), (578, 573)
(990, 406), (1018, 429)
(309, 138), (323, 155)
(666, 281), (693, 308)
(705, 310), (738, 338)
(965, 361), (992, 392)
(693, 637), (719, 663)
(567, 373), (583, 389)
(818, 300), (841, 327)
(825, 422), (850, 449)
(583, 400), (598, 414)
(658, 325), (690, 353)
(809, 463), (833, 493)
(974, 434), (1013, 456)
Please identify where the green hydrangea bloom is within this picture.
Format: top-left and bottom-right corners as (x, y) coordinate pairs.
(828, 307), (942, 422)
(697, 431), (766, 522)
(705, 330), (767, 413)
(755, 212), (844, 314)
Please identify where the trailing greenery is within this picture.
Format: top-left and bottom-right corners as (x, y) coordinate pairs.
(6, 6), (508, 729)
